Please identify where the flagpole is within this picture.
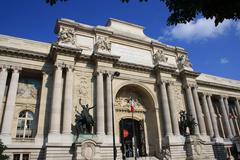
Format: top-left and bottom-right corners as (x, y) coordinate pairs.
(111, 71), (120, 160)
(131, 102), (137, 160)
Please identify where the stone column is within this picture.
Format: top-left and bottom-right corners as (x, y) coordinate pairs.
(62, 66), (73, 134)
(201, 94), (214, 137)
(235, 98), (240, 128)
(159, 81), (172, 136)
(166, 82), (180, 136)
(206, 95), (220, 138)
(36, 72), (48, 138)
(185, 85), (200, 135)
(96, 71), (105, 135)
(235, 98), (240, 117)
(0, 65), (8, 107)
(192, 87), (206, 135)
(224, 97), (236, 136)
(1, 67), (20, 136)
(219, 96), (233, 138)
(106, 73), (113, 135)
(49, 65), (63, 134)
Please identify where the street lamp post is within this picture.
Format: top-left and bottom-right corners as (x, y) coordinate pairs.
(111, 71), (120, 160)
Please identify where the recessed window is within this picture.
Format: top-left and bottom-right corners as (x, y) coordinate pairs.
(13, 154), (29, 160)
(16, 110), (34, 139)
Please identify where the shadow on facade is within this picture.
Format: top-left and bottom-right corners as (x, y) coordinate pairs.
(212, 144), (227, 160)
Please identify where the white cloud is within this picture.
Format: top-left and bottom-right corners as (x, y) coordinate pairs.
(235, 21), (240, 37)
(159, 18), (232, 42)
(220, 57), (229, 64)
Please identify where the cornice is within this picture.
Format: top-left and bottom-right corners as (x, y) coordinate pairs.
(91, 52), (120, 63)
(0, 45), (48, 62)
(197, 80), (240, 91)
(50, 43), (82, 60)
(114, 61), (153, 73)
(180, 69), (200, 78)
(154, 64), (177, 74)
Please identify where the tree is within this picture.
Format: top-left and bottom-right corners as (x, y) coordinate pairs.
(45, 0), (240, 26)
(0, 141), (9, 160)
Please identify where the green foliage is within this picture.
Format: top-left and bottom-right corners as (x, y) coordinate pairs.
(46, 0), (240, 26)
(0, 141), (9, 160)
(46, 0), (68, 6)
(161, 0), (240, 26)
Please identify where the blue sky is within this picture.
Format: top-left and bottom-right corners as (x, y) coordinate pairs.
(0, 0), (239, 80)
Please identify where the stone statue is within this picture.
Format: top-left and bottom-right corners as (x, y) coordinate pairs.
(75, 100), (95, 135)
(153, 49), (168, 65)
(177, 54), (192, 68)
(94, 36), (111, 53)
(179, 110), (197, 136)
(58, 27), (75, 45)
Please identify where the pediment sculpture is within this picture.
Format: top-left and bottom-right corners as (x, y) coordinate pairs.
(153, 49), (168, 65)
(57, 27), (76, 45)
(94, 36), (111, 54)
(177, 54), (192, 68)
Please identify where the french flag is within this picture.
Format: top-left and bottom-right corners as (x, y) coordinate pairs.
(129, 97), (135, 112)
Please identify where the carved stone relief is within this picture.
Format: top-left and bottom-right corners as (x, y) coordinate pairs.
(81, 141), (96, 160)
(94, 36), (111, 54)
(17, 78), (41, 99)
(173, 83), (186, 113)
(57, 27), (76, 45)
(177, 54), (192, 69)
(152, 49), (168, 65)
(74, 74), (91, 110)
(115, 89), (146, 113)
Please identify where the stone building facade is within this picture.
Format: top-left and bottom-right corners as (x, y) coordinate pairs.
(0, 18), (240, 160)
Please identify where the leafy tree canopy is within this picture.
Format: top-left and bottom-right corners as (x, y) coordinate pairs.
(46, 0), (240, 26)
(0, 141), (9, 160)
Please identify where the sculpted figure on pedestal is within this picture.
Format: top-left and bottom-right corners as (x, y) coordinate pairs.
(75, 99), (95, 135)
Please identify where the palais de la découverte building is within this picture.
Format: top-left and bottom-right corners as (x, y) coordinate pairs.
(0, 18), (240, 160)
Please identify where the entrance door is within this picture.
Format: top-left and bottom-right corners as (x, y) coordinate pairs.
(120, 119), (146, 159)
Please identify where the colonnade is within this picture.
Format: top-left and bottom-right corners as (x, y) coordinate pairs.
(0, 65), (21, 137)
(49, 64), (73, 136)
(159, 79), (240, 140)
(0, 63), (240, 143)
(96, 71), (114, 135)
(159, 80), (180, 136)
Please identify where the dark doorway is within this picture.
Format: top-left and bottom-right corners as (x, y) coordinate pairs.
(120, 118), (146, 159)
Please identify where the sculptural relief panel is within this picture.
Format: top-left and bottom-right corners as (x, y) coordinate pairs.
(173, 83), (186, 116)
(16, 77), (41, 104)
(73, 73), (92, 118)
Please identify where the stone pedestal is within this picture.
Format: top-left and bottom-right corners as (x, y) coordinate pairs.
(185, 135), (214, 160)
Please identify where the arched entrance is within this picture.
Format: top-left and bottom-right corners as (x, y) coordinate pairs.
(120, 118), (146, 158)
(114, 84), (160, 158)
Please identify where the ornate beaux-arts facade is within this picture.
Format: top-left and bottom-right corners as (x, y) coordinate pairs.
(0, 18), (240, 160)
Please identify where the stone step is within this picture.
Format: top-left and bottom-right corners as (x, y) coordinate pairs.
(126, 156), (159, 160)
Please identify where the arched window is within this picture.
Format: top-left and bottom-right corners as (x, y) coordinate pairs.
(16, 110), (34, 139)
